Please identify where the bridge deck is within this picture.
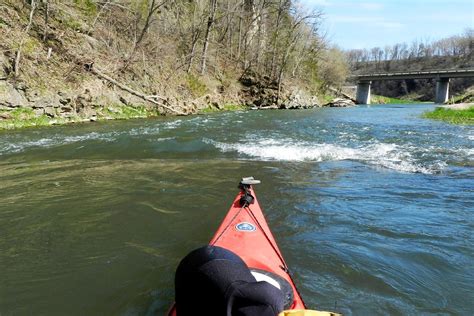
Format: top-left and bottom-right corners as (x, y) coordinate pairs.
(352, 69), (474, 81)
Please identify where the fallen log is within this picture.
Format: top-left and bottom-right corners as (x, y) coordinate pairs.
(85, 63), (187, 116)
(329, 86), (356, 103)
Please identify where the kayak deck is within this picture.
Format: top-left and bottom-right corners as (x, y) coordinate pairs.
(209, 186), (305, 310)
(168, 182), (305, 315)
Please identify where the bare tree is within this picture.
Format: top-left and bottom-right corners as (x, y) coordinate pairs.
(269, 0), (289, 78)
(199, 0), (217, 74)
(42, 0), (49, 42)
(14, 0), (37, 77)
(275, 7), (323, 103)
(123, 0), (169, 70)
(184, 1), (206, 73)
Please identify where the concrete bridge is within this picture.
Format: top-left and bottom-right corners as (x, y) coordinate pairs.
(351, 69), (474, 104)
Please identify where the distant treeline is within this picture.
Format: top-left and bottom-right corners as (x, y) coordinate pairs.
(344, 30), (473, 100)
(346, 29), (473, 67)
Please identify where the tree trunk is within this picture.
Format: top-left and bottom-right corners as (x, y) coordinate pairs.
(237, 7), (242, 59)
(200, 0), (217, 75)
(123, 0), (167, 71)
(186, 3), (200, 73)
(255, 1), (266, 72)
(14, 0), (37, 77)
(42, 0), (49, 42)
(90, 0), (111, 35)
(242, 0), (258, 69)
(227, 0), (233, 58)
(270, 0), (284, 78)
(187, 39), (198, 73)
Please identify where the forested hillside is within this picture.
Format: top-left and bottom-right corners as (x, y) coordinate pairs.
(0, 0), (348, 125)
(345, 30), (474, 101)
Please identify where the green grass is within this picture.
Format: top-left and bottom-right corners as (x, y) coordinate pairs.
(94, 104), (163, 120)
(322, 94), (334, 104)
(200, 103), (246, 114)
(0, 104), (162, 131)
(100, 104), (157, 120)
(74, 0), (98, 16)
(0, 108), (51, 130)
(371, 95), (422, 104)
(222, 104), (246, 111)
(423, 107), (474, 124)
(22, 38), (40, 55)
(186, 74), (208, 97)
(62, 17), (84, 32)
(0, 17), (9, 28)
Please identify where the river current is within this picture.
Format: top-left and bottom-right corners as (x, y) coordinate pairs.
(0, 104), (473, 315)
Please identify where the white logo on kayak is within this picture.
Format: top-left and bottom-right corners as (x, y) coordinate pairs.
(235, 222), (256, 232)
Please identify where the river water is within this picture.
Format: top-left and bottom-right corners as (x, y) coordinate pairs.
(0, 104), (473, 315)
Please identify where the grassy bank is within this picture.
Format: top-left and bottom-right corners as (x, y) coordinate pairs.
(0, 105), (161, 130)
(371, 95), (423, 104)
(199, 104), (247, 114)
(0, 108), (53, 130)
(0, 103), (250, 130)
(423, 107), (474, 124)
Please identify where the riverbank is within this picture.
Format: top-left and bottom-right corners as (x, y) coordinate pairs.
(0, 103), (161, 130)
(1, 0), (348, 131)
(0, 74), (325, 130)
(0, 67), (324, 131)
(423, 104), (474, 124)
(0, 88), (359, 130)
(447, 86), (474, 105)
(371, 94), (423, 104)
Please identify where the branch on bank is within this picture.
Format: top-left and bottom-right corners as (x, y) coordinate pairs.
(84, 63), (187, 116)
(328, 86), (356, 103)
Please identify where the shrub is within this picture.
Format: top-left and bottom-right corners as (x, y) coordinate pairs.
(186, 74), (208, 97)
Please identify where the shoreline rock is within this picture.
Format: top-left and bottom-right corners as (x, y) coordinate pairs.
(0, 70), (322, 129)
(239, 72), (320, 110)
(324, 97), (356, 107)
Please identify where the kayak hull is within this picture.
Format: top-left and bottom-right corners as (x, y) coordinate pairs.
(168, 185), (305, 315)
(209, 187), (305, 310)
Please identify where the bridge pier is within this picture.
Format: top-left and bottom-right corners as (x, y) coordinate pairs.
(435, 78), (450, 104)
(356, 81), (371, 104)
(351, 69), (473, 105)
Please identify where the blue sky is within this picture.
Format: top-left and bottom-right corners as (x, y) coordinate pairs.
(301, 0), (474, 49)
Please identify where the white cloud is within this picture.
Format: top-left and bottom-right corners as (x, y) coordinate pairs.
(328, 15), (405, 29)
(329, 15), (370, 23)
(303, 1), (384, 10)
(304, 0), (331, 6)
(359, 2), (384, 11)
(378, 21), (405, 29)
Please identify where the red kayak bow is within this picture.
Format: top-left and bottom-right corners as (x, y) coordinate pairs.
(169, 177), (305, 315)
